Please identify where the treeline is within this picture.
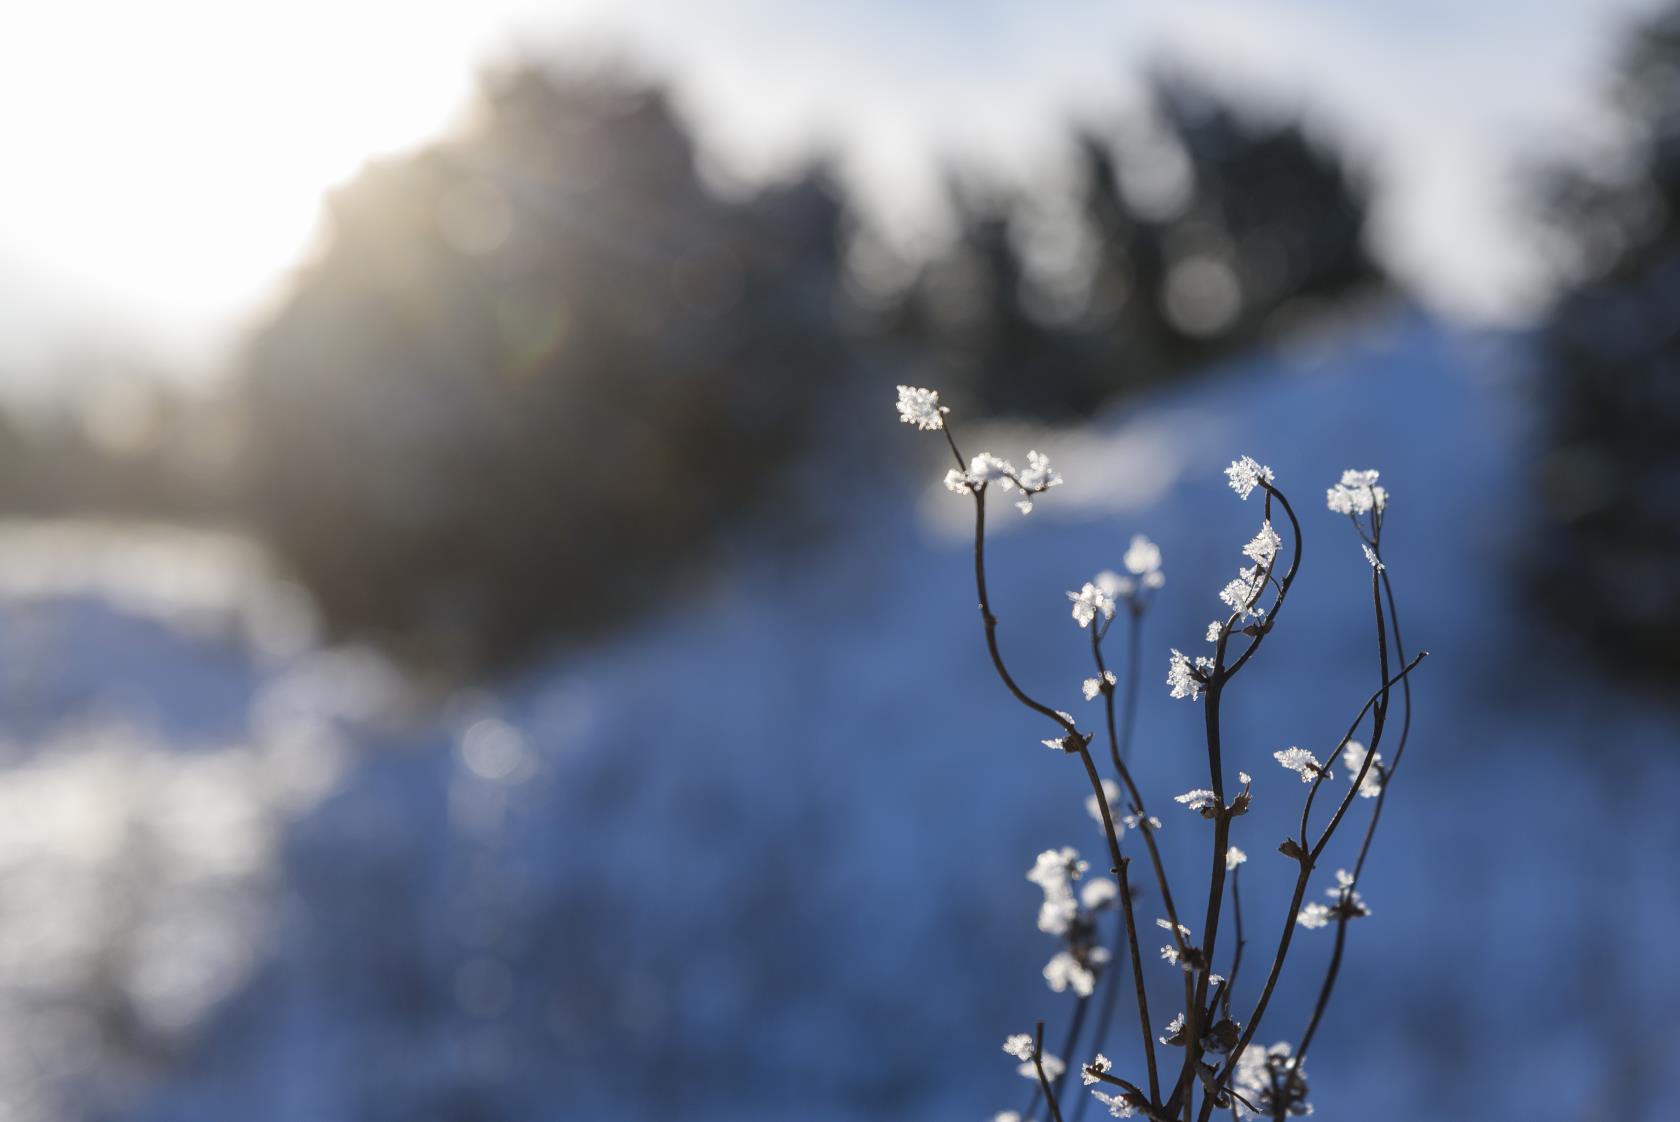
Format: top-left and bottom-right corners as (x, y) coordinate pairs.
(6, 61), (1380, 671)
(1534, 2), (1680, 680)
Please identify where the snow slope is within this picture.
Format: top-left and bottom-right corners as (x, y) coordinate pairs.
(0, 306), (1673, 1122)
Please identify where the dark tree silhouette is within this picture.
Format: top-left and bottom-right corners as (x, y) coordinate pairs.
(895, 74), (1379, 422)
(1535, 5), (1680, 678)
(239, 66), (856, 670)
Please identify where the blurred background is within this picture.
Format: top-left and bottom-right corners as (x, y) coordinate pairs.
(0, 1), (1677, 1119)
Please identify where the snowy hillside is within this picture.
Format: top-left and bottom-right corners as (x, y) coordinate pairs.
(0, 306), (1673, 1122)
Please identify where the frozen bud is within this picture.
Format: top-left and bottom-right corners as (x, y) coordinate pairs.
(1297, 902), (1332, 929)
(1225, 455), (1275, 500)
(1080, 878), (1119, 910)
(1273, 747), (1324, 782)
(1326, 468), (1387, 515)
(895, 384), (947, 430)
(1070, 582), (1118, 628)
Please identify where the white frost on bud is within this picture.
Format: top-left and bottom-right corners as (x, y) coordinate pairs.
(1225, 455), (1275, 500)
(1174, 788), (1218, 812)
(1086, 778), (1124, 831)
(1123, 534), (1165, 589)
(1341, 740), (1384, 798)
(895, 385), (947, 430)
(969, 452), (1015, 484)
(1081, 878), (1119, 909)
(1122, 809), (1162, 831)
(1045, 950), (1099, 997)
(1273, 747), (1324, 782)
(1167, 649), (1214, 700)
(1327, 468), (1387, 515)
(1070, 582), (1118, 628)
(1243, 521), (1282, 566)
(1298, 901), (1332, 929)
(1092, 1090), (1136, 1117)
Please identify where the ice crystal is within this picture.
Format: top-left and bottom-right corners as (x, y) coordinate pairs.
(1362, 542), (1385, 571)
(895, 385), (946, 430)
(1091, 1090), (1136, 1118)
(1082, 1053), (1113, 1086)
(1122, 809), (1162, 831)
(1020, 1053), (1065, 1081)
(1122, 534), (1165, 588)
(1082, 670), (1117, 701)
(1003, 1034), (1035, 1061)
(1243, 521), (1282, 566)
(1080, 878), (1119, 909)
(1273, 747), (1324, 782)
(1070, 582), (1118, 628)
(969, 453), (1015, 485)
(1341, 739), (1383, 798)
(1167, 649), (1214, 700)
(1326, 468), (1387, 515)
(1044, 950), (1098, 997)
(1297, 901), (1332, 929)
(1038, 895), (1078, 936)
(1219, 566), (1267, 621)
(1027, 848), (1086, 894)
(1086, 779), (1124, 830)
(1174, 788), (1218, 812)
(1015, 450), (1062, 494)
(1225, 455), (1275, 500)
(1226, 845), (1248, 870)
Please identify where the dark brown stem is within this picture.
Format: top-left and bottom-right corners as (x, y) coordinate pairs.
(1223, 866), (1246, 1020)
(1088, 618), (1164, 1106)
(1170, 482), (1304, 1119)
(971, 490), (1078, 736)
(1198, 642), (1425, 1119)
(1295, 553), (1416, 1063)
(1296, 910), (1350, 1060)
(1033, 1021), (1067, 1122)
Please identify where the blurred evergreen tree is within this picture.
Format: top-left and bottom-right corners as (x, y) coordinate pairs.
(895, 74), (1380, 421)
(1535, 5), (1680, 677)
(240, 66), (855, 670)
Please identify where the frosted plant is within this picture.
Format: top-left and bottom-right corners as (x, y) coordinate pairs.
(1070, 582), (1118, 628)
(896, 384), (948, 430)
(1325, 469), (1386, 517)
(1272, 747), (1324, 783)
(1167, 649), (1213, 701)
(1341, 741), (1383, 799)
(896, 390), (1425, 1121)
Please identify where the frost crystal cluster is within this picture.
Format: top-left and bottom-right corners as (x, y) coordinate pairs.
(1326, 468), (1386, 516)
(896, 391), (1422, 1122)
(895, 384), (946, 431)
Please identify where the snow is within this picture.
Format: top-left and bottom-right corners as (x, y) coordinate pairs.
(0, 306), (1671, 1122)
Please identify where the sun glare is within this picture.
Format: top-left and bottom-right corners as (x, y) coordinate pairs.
(0, 2), (498, 346)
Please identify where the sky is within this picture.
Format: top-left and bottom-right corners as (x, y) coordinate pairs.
(0, 0), (1664, 397)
